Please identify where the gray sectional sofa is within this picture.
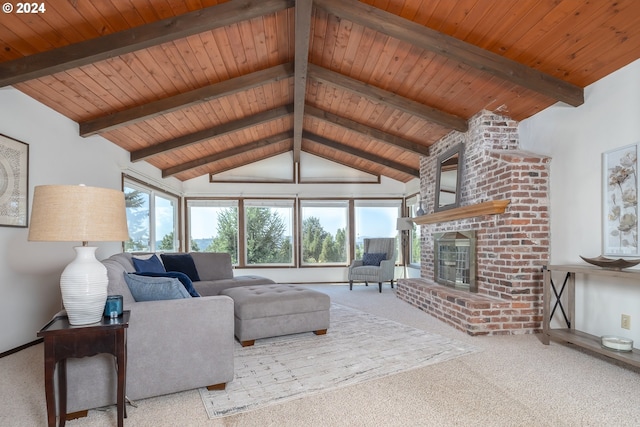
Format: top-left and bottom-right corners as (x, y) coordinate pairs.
(61, 252), (274, 416)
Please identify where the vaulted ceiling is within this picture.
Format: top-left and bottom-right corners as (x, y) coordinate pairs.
(1, 0), (639, 183)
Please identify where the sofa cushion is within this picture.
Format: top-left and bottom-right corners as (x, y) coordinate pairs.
(108, 253), (136, 273)
(124, 273), (192, 301)
(194, 276), (276, 296)
(190, 252), (233, 281)
(160, 253), (201, 281)
(135, 271), (200, 297)
(132, 254), (166, 273)
(103, 259), (136, 305)
(362, 252), (386, 266)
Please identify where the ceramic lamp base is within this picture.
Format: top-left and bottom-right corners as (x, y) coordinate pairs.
(60, 246), (108, 325)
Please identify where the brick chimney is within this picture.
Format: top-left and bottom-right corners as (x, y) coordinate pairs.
(397, 111), (550, 336)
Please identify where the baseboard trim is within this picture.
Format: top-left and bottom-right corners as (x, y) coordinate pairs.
(0, 338), (43, 358)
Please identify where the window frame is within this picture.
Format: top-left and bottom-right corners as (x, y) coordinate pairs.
(122, 175), (180, 253)
(184, 196), (407, 269)
(186, 198), (239, 262)
(299, 199), (350, 267)
(353, 199), (403, 263)
(405, 194), (422, 267)
(243, 199), (295, 267)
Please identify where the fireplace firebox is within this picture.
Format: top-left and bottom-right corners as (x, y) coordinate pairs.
(433, 231), (477, 292)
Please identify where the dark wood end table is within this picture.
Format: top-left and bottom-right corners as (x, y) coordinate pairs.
(37, 310), (130, 427)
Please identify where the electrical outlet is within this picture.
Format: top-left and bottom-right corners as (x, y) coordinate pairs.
(622, 314), (631, 330)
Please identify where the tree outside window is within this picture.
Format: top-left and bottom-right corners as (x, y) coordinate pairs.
(124, 186), (150, 252)
(300, 201), (348, 265)
(406, 195), (422, 265)
(244, 200), (294, 265)
(187, 200), (239, 263)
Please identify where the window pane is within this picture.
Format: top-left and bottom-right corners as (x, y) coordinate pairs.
(155, 195), (177, 252)
(301, 201), (348, 265)
(245, 200), (294, 265)
(407, 196), (421, 265)
(411, 224), (421, 264)
(124, 186), (150, 252)
(124, 180), (179, 253)
(188, 200), (239, 263)
(354, 201), (401, 261)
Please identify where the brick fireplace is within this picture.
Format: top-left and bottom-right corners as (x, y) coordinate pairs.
(397, 111), (550, 336)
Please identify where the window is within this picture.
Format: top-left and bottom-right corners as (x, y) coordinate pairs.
(406, 195), (421, 265)
(244, 200), (294, 265)
(354, 200), (402, 261)
(182, 196), (408, 268)
(187, 200), (239, 263)
(124, 178), (179, 252)
(300, 200), (349, 265)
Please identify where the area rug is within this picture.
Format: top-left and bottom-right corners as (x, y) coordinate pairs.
(200, 303), (479, 418)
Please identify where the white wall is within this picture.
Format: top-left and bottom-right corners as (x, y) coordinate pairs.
(0, 87), (182, 353)
(519, 58), (640, 342)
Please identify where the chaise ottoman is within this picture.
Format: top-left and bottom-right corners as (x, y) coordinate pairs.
(220, 284), (330, 346)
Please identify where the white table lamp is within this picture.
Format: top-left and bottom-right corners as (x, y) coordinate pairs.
(28, 185), (129, 325)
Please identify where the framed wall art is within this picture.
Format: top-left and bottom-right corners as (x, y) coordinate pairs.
(603, 143), (639, 256)
(0, 134), (29, 227)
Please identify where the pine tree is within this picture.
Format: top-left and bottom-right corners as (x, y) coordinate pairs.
(158, 231), (174, 251)
(208, 208), (239, 263)
(302, 216), (328, 262)
(124, 189), (149, 251)
(245, 207), (287, 264)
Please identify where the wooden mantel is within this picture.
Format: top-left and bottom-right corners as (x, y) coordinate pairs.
(412, 199), (510, 225)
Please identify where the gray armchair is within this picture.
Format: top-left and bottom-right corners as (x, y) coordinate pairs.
(348, 238), (397, 293)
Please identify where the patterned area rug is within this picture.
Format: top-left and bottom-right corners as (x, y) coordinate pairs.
(200, 303), (478, 419)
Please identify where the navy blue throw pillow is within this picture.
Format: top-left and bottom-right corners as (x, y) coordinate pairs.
(160, 253), (201, 282)
(132, 254), (166, 273)
(135, 271), (200, 297)
(362, 252), (386, 266)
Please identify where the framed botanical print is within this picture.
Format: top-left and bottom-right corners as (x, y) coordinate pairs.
(603, 143), (639, 256)
(0, 134), (29, 227)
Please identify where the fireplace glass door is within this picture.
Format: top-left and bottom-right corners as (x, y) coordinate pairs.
(434, 231), (477, 292)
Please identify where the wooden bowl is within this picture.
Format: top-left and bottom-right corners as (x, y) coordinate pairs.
(580, 255), (640, 270)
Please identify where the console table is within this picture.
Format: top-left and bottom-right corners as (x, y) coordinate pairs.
(37, 311), (130, 427)
(543, 265), (640, 368)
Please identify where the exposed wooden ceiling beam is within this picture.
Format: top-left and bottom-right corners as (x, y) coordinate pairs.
(308, 64), (468, 132)
(305, 105), (431, 156)
(163, 131), (293, 178)
(292, 0), (314, 163)
(303, 131), (420, 177)
(315, 0), (583, 107)
(0, 0), (295, 87)
(131, 105), (294, 162)
(81, 63), (294, 136)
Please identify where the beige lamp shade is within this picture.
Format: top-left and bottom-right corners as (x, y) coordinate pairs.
(28, 185), (129, 243)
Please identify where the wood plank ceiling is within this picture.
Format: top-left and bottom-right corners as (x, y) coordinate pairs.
(1, 0), (639, 183)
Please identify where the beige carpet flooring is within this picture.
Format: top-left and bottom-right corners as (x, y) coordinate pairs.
(3, 284), (640, 426)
